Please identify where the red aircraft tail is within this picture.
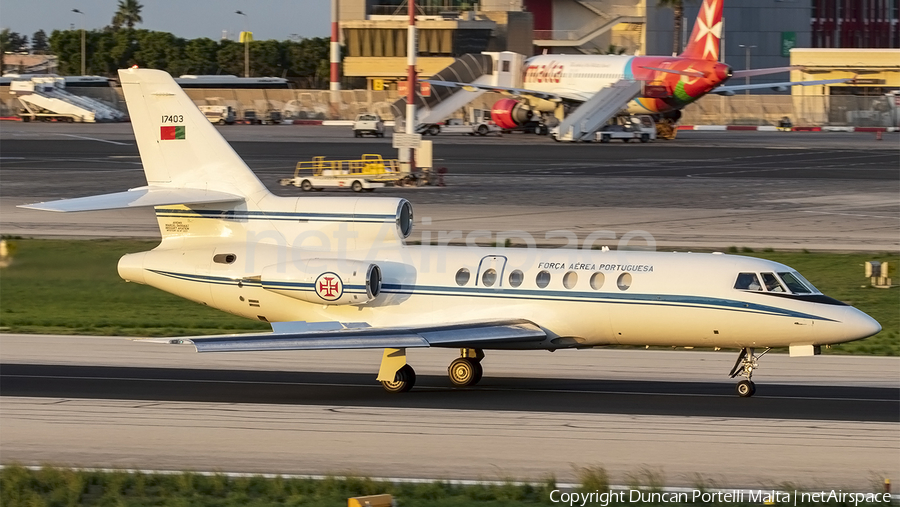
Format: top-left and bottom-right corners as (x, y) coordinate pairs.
(679, 0), (724, 61)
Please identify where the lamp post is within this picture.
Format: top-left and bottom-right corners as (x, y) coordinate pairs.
(72, 9), (85, 75)
(235, 10), (249, 77)
(738, 44), (756, 96)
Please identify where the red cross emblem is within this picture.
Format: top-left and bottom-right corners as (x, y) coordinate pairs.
(315, 272), (343, 301)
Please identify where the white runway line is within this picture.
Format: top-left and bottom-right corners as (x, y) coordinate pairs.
(57, 134), (131, 146)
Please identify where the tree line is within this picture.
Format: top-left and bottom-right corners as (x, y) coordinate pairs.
(50, 30), (331, 87)
(2, 28), (332, 89)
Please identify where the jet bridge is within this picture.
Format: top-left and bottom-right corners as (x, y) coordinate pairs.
(553, 80), (643, 142)
(12, 77), (127, 123)
(390, 51), (522, 130)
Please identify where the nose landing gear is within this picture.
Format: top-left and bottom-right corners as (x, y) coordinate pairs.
(729, 347), (770, 397)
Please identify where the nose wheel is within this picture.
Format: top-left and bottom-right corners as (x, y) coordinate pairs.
(448, 348), (485, 387)
(729, 347), (769, 397)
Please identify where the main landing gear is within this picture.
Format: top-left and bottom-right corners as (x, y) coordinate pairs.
(729, 347), (770, 398)
(448, 348), (484, 387)
(377, 348), (486, 393)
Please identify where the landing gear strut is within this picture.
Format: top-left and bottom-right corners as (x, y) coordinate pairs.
(729, 347), (770, 397)
(448, 348), (484, 387)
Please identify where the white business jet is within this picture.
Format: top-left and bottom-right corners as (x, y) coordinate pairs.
(22, 68), (881, 397)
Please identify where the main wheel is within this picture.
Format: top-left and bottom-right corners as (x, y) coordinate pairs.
(351, 180), (363, 192)
(381, 364), (416, 393)
(300, 180), (312, 191)
(448, 358), (483, 387)
(736, 380), (756, 398)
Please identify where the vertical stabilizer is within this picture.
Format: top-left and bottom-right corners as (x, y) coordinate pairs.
(117, 68), (270, 205)
(679, 0), (724, 61)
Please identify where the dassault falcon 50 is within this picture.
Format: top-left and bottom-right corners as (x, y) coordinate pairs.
(23, 67), (880, 397)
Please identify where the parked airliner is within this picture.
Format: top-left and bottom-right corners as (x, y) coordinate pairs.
(431, 0), (848, 137)
(22, 67), (880, 397)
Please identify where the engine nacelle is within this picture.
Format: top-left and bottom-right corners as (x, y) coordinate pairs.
(261, 259), (382, 306)
(491, 98), (533, 129)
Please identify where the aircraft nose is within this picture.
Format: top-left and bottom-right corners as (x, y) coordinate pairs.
(845, 307), (881, 340)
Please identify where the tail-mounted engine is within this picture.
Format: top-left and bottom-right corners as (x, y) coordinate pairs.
(261, 259), (382, 306)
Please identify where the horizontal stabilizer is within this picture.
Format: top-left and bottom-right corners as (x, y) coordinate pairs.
(149, 319), (547, 353)
(713, 77), (852, 95)
(18, 186), (244, 212)
(731, 66), (799, 79)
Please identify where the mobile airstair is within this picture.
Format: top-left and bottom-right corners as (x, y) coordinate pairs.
(553, 80), (643, 142)
(12, 77), (127, 122)
(390, 51), (522, 130)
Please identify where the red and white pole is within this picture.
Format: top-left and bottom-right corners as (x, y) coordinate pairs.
(330, 0), (341, 114)
(405, 0), (417, 173)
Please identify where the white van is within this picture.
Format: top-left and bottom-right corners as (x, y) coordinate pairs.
(199, 105), (236, 125)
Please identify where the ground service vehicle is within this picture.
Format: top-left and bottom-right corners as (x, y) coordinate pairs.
(595, 115), (657, 143)
(278, 154), (401, 192)
(242, 110), (262, 124)
(353, 114), (385, 137)
(422, 108), (501, 136)
(198, 105), (236, 125)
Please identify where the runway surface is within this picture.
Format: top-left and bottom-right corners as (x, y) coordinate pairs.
(3, 363), (897, 422)
(1, 124), (898, 251)
(1, 335), (898, 486)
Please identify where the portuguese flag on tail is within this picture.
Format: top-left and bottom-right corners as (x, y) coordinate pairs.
(160, 126), (186, 140)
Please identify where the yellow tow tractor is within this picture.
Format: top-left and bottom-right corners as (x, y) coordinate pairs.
(279, 154), (407, 192)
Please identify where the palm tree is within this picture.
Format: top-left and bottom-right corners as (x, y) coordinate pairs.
(112, 0), (143, 30)
(657, 0), (685, 55)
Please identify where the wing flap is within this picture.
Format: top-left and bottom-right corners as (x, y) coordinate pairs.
(153, 319), (547, 353)
(18, 186), (244, 212)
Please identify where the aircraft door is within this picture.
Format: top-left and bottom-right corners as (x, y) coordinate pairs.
(476, 255), (507, 288)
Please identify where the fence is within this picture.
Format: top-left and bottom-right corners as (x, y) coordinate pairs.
(681, 93), (899, 127)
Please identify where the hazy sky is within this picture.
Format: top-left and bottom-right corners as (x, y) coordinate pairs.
(0, 1), (331, 42)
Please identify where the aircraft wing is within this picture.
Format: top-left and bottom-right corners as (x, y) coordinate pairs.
(712, 77), (852, 95)
(143, 319), (547, 352)
(426, 80), (589, 103)
(18, 186), (244, 212)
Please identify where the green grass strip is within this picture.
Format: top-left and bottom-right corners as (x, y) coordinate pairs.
(0, 239), (896, 355)
(1, 465), (894, 507)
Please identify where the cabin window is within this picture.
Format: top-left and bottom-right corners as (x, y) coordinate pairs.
(563, 271), (578, 289)
(482, 268), (498, 287)
(761, 272), (786, 292)
(734, 272), (762, 291)
(536, 270), (551, 288)
(455, 268), (470, 286)
(508, 269), (524, 287)
(590, 272), (605, 290)
(213, 253), (236, 264)
(616, 272), (632, 291)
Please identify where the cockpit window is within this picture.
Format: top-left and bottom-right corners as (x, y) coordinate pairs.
(761, 272), (786, 292)
(734, 272), (762, 291)
(778, 271), (817, 294)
